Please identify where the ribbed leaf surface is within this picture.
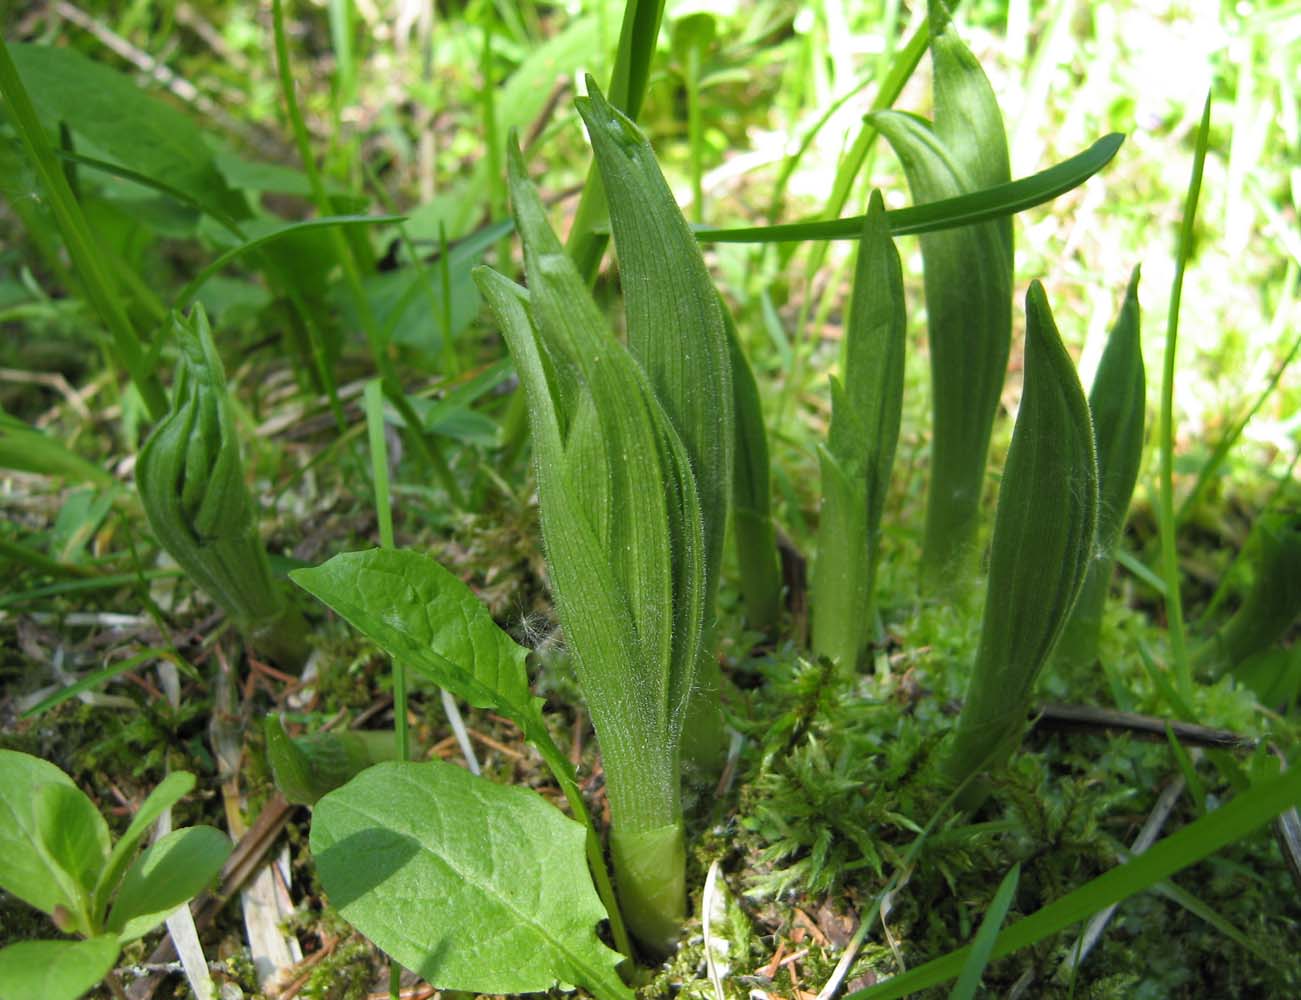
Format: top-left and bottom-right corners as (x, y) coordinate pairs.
(942, 282), (1097, 788)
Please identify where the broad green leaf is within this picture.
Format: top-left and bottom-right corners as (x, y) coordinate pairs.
(0, 416), (114, 486)
(1053, 269), (1144, 677)
(290, 547), (534, 716)
(106, 826), (231, 942)
(0, 37), (166, 417)
(949, 863), (1019, 1000)
(812, 191), (906, 671)
(940, 283), (1097, 791)
(92, 771), (195, 920)
(34, 783), (109, 933)
(0, 936), (119, 1000)
(0, 750), (98, 922)
(8, 44), (243, 221)
(848, 759), (1301, 999)
(311, 760), (632, 1000)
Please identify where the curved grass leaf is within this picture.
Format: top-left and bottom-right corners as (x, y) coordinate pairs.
(694, 133), (1123, 244)
(0, 936), (120, 1000)
(311, 760), (632, 1000)
(0, 416), (114, 487)
(173, 214), (403, 310)
(940, 283), (1097, 792)
(949, 862), (1020, 1000)
(847, 759), (1301, 999)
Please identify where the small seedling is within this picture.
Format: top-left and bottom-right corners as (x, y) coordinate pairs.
(0, 751), (230, 1000)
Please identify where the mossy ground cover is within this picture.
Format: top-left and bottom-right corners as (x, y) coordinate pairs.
(2, 1), (1298, 998)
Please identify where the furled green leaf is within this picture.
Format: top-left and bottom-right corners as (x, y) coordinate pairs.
(106, 826), (230, 942)
(474, 135), (705, 953)
(8, 43), (243, 222)
(811, 442), (871, 671)
(1053, 268), (1144, 677)
(0, 936), (119, 1000)
(578, 78), (733, 616)
(577, 77), (733, 773)
(0, 750), (103, 923)
(311, 760), (632, 1000)
(812, 191), (906, 670)
(92, 771), (195, 921)
(940, 283), (1097, 791)
(872, 0), (1013, 588)
(136, 305), (288, 635)
(264, 715), (399, 806)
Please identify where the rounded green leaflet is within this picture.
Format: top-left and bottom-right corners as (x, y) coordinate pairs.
(0, 750), (108, 924)
(0, 936), (120, 1000)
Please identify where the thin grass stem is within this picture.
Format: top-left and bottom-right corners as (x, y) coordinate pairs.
(1158, 92), (1213, 702)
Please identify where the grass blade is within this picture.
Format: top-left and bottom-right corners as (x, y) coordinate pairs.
(949, 863), (1020, 1000)
(0, 35), (166, 416)
(1158, 92), (1213, 702)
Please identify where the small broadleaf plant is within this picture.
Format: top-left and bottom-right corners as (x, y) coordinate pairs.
(0, 750), (231, 1000)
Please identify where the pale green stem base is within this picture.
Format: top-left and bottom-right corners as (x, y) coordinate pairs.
(610, 822), (686, 958)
